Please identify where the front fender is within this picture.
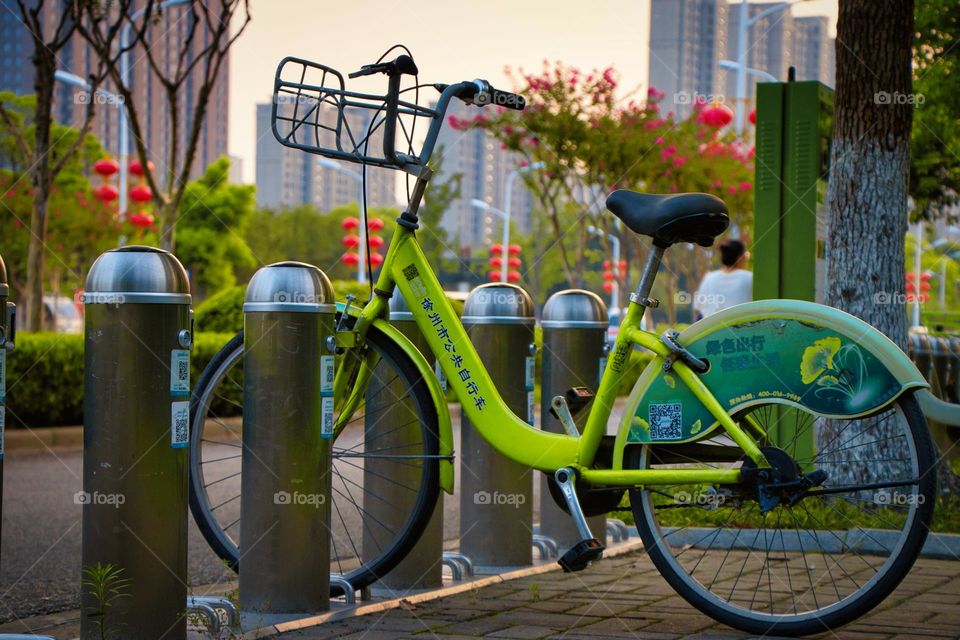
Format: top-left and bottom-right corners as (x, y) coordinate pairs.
(614, 300), (927, 467)
(336, 302), (455, 494)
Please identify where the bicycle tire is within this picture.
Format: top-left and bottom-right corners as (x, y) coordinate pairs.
(628, 392), (936, 636)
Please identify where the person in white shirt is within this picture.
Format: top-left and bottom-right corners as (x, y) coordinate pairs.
(693, 239), (752, 319)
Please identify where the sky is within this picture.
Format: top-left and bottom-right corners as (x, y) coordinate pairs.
(228, 0), (838, 183)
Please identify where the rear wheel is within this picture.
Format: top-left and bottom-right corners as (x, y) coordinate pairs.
(629, 394), (936, 636)
(189, 324), (441, 593)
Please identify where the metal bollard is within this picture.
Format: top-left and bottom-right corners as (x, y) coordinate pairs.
(81, 246), (192, 639)
(539, 290), (608, 551)
(0, 252), (13, 559)
(459, 283), (535, 570)
(240, 262), (335, 614)
(363, 294), (443, 590)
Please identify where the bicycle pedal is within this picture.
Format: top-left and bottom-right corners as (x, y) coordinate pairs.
(558, 538), (605, 573)
(548, 387), (594, 420)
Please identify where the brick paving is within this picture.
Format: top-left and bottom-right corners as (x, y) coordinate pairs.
(277, 551), (960, 640)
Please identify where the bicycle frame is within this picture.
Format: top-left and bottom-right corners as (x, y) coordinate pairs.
(338, 221), (771, 489)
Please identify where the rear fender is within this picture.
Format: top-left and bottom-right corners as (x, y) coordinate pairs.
(613, 300), (928, 469)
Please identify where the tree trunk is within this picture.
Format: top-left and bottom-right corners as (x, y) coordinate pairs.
(824, 0), (913, 348)
(23, 48), (57, 332)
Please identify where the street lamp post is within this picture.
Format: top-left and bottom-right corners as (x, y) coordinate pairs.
(471, 162), (544, 282)
(318, 157), (368, 284)
(726, 0), (808, 134)
(119, 0), (191, 217)
(587, 225), (621, 316)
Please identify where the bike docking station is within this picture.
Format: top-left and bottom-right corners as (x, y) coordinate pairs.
(538, 290), (612, 552)
(459, 283), (536, 572)
(364, 294), (445, 593)
(240, 262), (335, 621)
(0, 253), (12, 559)
(80, 246), (193, 640)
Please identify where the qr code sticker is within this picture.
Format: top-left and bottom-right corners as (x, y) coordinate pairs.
(171, 401), (189, 448)
(321, 396), (335, 438)
(170, 350), (190, 397)
(649, 403), (683, 440)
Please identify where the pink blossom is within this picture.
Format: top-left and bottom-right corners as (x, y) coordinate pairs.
(739, 182), (752, 191)
(673, 156), (687, 168)
(655, 136), (665, 145)
(727, 186), (737, 194)
(713, 179), (723, 188)
(662, 145), (677, 157)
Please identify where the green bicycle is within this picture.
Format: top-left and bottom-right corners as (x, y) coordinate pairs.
(189, 49), (937, 636)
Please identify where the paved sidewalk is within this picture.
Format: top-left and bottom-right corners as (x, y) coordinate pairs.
(273, 551), (960, 640)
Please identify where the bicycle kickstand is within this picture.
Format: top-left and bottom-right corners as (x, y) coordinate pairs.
(554, 468), (605, 572)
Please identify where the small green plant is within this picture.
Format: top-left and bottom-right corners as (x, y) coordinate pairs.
(82, 563), (130, 640)
(529, 582), (540, 602)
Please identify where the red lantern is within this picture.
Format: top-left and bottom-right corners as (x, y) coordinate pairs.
(602, 259), (612, 269)
(342, 252), (360, 266)
(507, 270), (521, 283)
(342, 234), (360, 249)
(602, 281), (614, 293)
(697, 103), (734, 128)
(508, 257), (521, 268)
(94, 184), (119, 202)
(490, 243), (503, 255)
(618, 260), (627, 273)
(129, 211), (154, 228)
(369, 252), (384, 267)
(94, 158), (119, 177)
(603, 270), (614, 280)
(489, 257), (503, 268)
(368, 235), (385, 249)
(129, 184), (152, 203)
(341, 217), (359, 230)
(488, 271), (500, 282)
(508, 244), (522, 255)
(748, 109), (757, 125)
(129, 158), (155, 177)
(368, 218), (385, 231)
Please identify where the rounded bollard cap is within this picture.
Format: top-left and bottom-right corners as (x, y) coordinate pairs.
(84, 246), (190, 304)
(244, 261), (335, 314)
(462, 283), (534, 326)
(542, 289), (608, 329)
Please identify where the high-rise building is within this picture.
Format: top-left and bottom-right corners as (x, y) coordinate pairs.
(254, 102), (397, 212)
(0, 3), (229, 181)
(649, 1), (835, 119)
(433, 101), (535, 250)
(649, 0), (728, 117)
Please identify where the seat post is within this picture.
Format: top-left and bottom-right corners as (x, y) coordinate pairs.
(631, 243), (666, 306)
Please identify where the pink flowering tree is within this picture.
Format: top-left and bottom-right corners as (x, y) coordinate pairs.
(452, 61), (754, 319)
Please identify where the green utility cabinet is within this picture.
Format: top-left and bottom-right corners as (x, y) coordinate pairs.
(753, 79), (834, 463)
(754, 80), (834, 303)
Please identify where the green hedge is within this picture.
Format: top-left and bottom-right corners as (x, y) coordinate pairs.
(4, 331), (234, 427)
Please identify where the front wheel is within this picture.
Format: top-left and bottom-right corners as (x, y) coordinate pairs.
(629, 393), (936, 636)
(189, 324), (442, 593)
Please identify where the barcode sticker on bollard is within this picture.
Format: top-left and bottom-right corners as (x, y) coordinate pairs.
(171, 401), (189, 448)
(320, 355), (335, 394)
(527, 390), (536, 425)
(170, 350), (190, 397)
(598, 357), (607, 386)
(435, 360), (447, 392)
(525, 356), (535, 391)
(321, 396), (334, 438)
